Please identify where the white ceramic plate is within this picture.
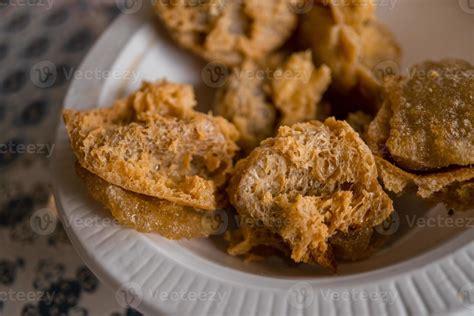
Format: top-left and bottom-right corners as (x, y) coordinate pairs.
(51, 1), (474, 315)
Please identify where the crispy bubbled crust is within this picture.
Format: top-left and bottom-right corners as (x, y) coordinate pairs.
(227, 118), (393, 270)
(76, 165), (216, 239)
(154, 0), (297, 66)
(367, 60), (474, 211)
(64, 81), (239, 211)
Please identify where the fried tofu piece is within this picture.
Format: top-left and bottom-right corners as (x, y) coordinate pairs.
(64, 81), (239, 211)
(76, 166), (217, 239)
(367, 60), (474, 210)
(154, 0), (297, 66)
(227, 118), (394, 270)
(375, 157), (474, 211)
(214, 51), (332, 152)
(214, 60), (277, 152)
(225, 224), (290, 260)
(384, 60), (474, 171)
(271, 51), (332, 126)
(298, 1), (400, 105)
(330, 226), (387, 262)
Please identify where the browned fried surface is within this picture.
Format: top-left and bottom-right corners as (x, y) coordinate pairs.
(227, 118), (393, 270)
(214, 60), (277, 152)
(214, 51), (332, 152)
(154, 0), (297, 65)
(367, 60), (474, 210)
(385, 60), (474, 171)
(298, 0), (400, 105)
(76, 165), (217, 239)
(64, 81), (239, 210)
(375, 157), (474, 211)
(330, 226), (387, 262)
(271, 51), (332, 126)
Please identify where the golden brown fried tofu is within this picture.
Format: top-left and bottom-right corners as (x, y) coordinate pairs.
(214, 60), (277, 152)
(214, 51), (332, 152)
(385, 60), (474, 171)
(367, 60), (474, 210)
(154, 0), (297, 66)
(227, 118), (394, 270)
(330, 226), (387, 262)
(298, 0), (400, 106)
(76, 166), (217, 239)
(64, 81), (239, 211)
(375, 157), (474, 211)
(271, 51), (332, 126)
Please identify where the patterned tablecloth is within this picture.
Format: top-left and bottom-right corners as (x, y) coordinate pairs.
(0, 1), (142, 315)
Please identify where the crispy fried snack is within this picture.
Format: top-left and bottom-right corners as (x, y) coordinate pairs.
(214, 60), (277, 152)
(227, 118), (394, 270)
(367, 60), (474, 210)
(76, 165), (217, 239)
(271, 51), (332, 126)
(154, 0), (297, 66)
(298, 0), (400, 105)
(214, 51), (332, 152)
(64, 81), (239, 211)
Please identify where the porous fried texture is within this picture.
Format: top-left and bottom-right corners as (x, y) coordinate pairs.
(271, 51), (332, 126)
(384, 60), (474, 171)
(76, 166), (217, 239)
(318, 0), (375, 32)
(298, 1), (400, 101)
(154, 0), (297, 66)
(214, 60), (276, 152)
(227, 118), (394, 270)
(64, 81), (239, 211)
(367, 60), (474, 210)
(214, 51), (331, 152)
(375, 157), (474, 211)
